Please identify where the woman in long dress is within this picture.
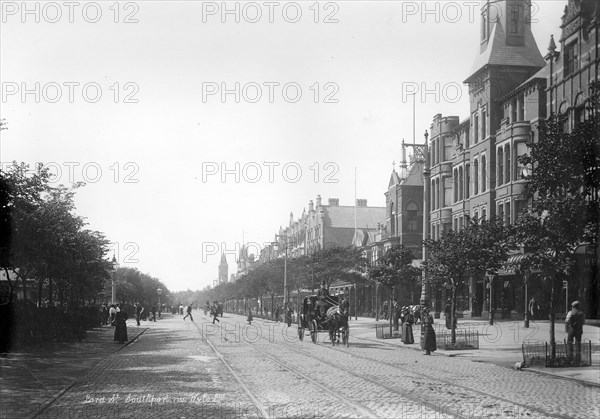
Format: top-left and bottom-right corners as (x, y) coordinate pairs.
(114, 305), (128, 344)
(401, 307), (414, 344)
(421, 307), (436, 355)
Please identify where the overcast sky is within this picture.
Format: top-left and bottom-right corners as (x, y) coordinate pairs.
(0, 0), (567, 292)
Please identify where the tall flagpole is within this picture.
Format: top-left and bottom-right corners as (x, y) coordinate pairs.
(354, 167), (358, 320)
(354, 167), (357, 238)
(413, 92), (416, 144)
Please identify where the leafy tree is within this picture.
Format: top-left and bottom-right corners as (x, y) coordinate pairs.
(309, 245), (366, 290)
(515, 87), (599, 354)
(425, 217), (514, 342)
(368, 245), (420, 332)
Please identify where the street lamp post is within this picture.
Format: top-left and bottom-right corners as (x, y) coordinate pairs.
(157, 288), (162, 319)
(404, 131), (430, 307)
(523, 274), (529, 328)
(111, 254), (119, 304)
(487, 274), (495, 325)
(274, 235), (289, 309)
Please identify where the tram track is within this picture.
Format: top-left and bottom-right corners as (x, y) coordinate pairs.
(204, 313), (568, 419)
(313, 333), (567, 419)
(192, 315), (379, 418)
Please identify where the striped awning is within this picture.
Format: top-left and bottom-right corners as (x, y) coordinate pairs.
(498, 253), (527, 276)
(506, 254), (527, 264)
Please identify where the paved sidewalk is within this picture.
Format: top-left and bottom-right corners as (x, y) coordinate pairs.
(347, 316), (600, 387)
(0, 318), (147, 418)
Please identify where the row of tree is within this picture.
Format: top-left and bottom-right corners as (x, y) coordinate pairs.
(0, 124), (170, 307)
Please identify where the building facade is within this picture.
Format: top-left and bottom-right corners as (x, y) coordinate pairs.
(423, 0), (599, 319)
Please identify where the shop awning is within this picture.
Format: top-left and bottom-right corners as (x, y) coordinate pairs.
(498, 254), (527, 276)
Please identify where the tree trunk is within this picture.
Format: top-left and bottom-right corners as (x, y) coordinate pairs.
(389, 286), (393, 335)
(451, 285), (457, 344)
(21, 275), (27, 300)
(4, 268), (14, 304)
(549, 275), (556, 360)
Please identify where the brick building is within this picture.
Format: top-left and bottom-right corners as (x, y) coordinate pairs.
(424, 0), (599, 319)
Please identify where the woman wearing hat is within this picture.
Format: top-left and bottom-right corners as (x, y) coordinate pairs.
(401, 306), (414, 344)
(421, 307), (436, 355)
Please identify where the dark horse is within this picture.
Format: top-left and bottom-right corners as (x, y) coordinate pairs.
(327, 300), (350, 346)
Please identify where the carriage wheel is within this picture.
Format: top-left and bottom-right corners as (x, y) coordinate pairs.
(342, 327), (349, 347)
(311, 320), (318, 343)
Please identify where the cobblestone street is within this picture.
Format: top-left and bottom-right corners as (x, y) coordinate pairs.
(3, 313), (598, 418)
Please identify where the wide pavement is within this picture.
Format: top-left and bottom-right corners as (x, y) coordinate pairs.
(1, 312), (599, 418)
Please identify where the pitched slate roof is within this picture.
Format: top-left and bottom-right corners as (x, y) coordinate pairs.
(322, 205), (386, 230)
(465, 17), (545, 83)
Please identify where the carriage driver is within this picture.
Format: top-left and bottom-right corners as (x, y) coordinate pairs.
(316, 282), (330, 320)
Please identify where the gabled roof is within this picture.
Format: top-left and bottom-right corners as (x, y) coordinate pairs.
(400, 161), (424, 187)
(498, 64), (549, 103)
(388, 170), (402, 187)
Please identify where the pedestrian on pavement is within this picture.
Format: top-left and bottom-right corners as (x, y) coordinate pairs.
(275, 305), (281, 323)
(135, 303), (144, 326)
(401, 307), (414, 344)
(529, 297), (539, 320)
(565, 301), (585, 365)
(211, 301), (220, 324)
(472, 296), (479, 317)
(179, 304), (184, 315)
(382, 300), (389, 320)
(421, 307), (436, 355)
(392, 298), (400, 331)
(247, 308), (253, 325)
(108, 304), (117, 326)
(99, 303), (108, 326)
(483, 297), (489, 313)
(113, 304), (128, 344)
(183, 304), (194, 321)
(444, 300), (452, 329)
(285, 305), (293, 327)
(151, 303), (157, 322)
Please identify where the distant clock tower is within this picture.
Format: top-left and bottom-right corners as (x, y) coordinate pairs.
(218, 252), (228, 284)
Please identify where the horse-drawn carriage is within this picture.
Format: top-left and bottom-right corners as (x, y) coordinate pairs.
(298, 294), (349, 346)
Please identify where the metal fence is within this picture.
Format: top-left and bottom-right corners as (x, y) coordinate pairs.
(375, 324), (401, 339)
(522, 339), (593, 367)
(437, 329), (480, 350)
